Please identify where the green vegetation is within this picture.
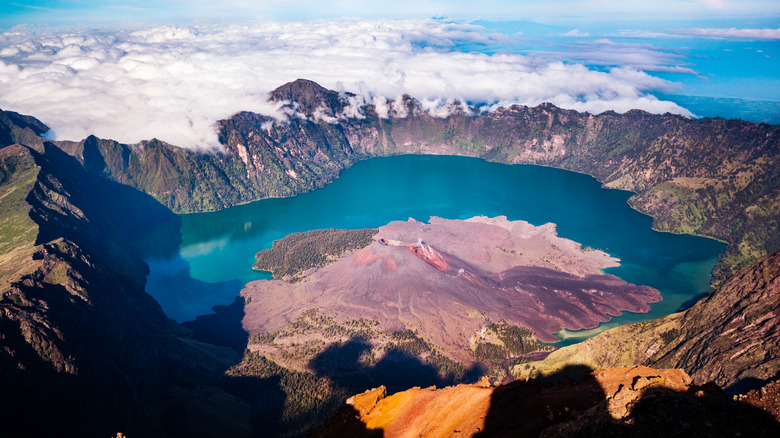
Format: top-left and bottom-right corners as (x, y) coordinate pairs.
(0, 146), (42, 288)
(226, 352), (348, 438)
(249, 308), (380, 346)
(253, 228), (378, 282)
(474, 342), (509, 361)
(473, 320), (556, 361)
(0, 147), (39, 254)
(386, 329), (431, 356)
(660, 328), (680, 345)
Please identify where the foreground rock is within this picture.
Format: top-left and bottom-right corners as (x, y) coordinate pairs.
(242, 216), (660, 361)
(312, 366), (780, 437)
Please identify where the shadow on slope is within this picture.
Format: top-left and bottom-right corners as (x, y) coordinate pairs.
(309, 338), (483, 396)
(1, 142), (262, 438)
(311, 364), (780, 437)
(730, 370), (780, 396)
(229, 337), (484, 437)
(485, 366), (780, 438)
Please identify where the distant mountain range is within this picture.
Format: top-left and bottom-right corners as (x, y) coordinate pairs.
(1, 79), (778, 437)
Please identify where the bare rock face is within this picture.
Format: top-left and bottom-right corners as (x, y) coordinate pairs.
(594, 366), (693, 419)
(650, 250), (780, 391)
(242, 216), (660, 360)
(312, 366), (780, 438)
(517, 250), (780, 393)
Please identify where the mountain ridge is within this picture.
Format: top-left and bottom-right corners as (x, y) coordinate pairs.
(0, 142), (255, 437)
(6, 78), (776, 284)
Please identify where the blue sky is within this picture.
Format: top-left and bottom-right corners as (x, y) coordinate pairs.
(0, 1), (778, 147)
(3, 1), (780, 25)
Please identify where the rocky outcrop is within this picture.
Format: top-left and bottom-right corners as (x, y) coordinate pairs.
(0, 109), (48, 148)
(517, 250), (780, 393)
(312, 365), (780, 437)
(651, 249), (780, 391)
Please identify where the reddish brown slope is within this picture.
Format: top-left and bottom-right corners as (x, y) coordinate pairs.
(242, 217), (659, 361)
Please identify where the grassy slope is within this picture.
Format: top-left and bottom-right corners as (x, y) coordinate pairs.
(0, 145), (42, 290)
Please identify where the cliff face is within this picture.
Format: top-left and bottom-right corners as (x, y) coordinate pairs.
(518, 250), (780, 393)
(0, 142), (251, 437)
(651, 250), (780, 391)
(29, 80), (776, 284)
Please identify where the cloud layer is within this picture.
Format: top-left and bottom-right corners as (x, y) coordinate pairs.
(0, 19), (692, 148)
(671, 27), (780, 40)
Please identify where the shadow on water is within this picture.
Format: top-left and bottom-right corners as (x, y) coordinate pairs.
(144, 254), (246, 323)
(182, 296), (249, 353)
(676, 291), (711, 312)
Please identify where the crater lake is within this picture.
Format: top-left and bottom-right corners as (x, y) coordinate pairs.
(144, 154), (724, 345)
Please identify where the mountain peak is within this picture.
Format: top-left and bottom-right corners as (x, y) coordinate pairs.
(270, 79), (345, 117)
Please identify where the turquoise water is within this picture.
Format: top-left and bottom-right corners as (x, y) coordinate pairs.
(144, 155), (724, 344)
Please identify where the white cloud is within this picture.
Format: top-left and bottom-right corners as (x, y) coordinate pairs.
(527, 38), (696, 76)
(0, 19), (692, 149)
(670, 27), (780, 40)
(559, 29), (590, 37)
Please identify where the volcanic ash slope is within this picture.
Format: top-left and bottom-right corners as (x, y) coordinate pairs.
(241, 216), (660, 359)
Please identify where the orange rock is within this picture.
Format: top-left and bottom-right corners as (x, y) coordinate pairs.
(347, 386), (387, 417)
(315, 365), (701, 437)
(355, 384), (493, 438)
(593, 365), (693, 419)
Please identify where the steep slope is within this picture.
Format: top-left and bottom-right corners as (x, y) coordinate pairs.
(517, 250), (780, 393)
(313, 251), (780, 436)
(0, 142), (253, 438)
(0, 109), (48, 148)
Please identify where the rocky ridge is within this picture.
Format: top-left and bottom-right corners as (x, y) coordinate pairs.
(0, 140), (254, 437)
(14, 79), (776, 284)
